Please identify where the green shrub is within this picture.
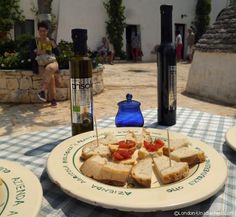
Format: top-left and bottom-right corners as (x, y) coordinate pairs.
(0, 40), (17, 55)
(0, 38), (100, 70)
(0, 0), (25, 40)
(119, 50), (127, 60)
(104, 0), (126, 57)
(57, 40), (99, 69)
(0, 34), (33, 69)
(16, 34), (34, 69)
(57, 40), (73, 69)
(0, 52), (20, 69)
(194, 0), (211, 42)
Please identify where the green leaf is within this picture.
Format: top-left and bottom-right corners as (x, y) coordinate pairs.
(104, 0), (126, 57)
(0, 0), (25, 34)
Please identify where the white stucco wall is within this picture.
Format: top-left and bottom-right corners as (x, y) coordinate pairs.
(56, 0), (196, 61)
(19, 0), (37, 20)
(210, 0), (228, 23)
(17, 0), (228, 61)
(186, 51), (236, 105)
(18, 0), (60, 38)
(123, 0), (196, 61)
(12, 0), (37, 37)
(56, 0), (107, 53)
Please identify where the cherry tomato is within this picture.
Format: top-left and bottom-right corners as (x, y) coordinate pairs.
(117, 140), (127, 148)
(112, 151), (124, 160)
(117, 149), (132, 159)
(120, 148), (135, 156)
(144, 139), (164, 152)
(144, 141), (152, 151)
(118, 140), (136, 149)
(154, 139), (165, 149)
(112, 148), (135, 160)
(126, 140), (136, 148)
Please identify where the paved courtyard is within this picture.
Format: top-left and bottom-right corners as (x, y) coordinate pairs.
(0, 62), (235, 136)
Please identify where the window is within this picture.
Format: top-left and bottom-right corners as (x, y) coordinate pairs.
(14, 19), (35, 39)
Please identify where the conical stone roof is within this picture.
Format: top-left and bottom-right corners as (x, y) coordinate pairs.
(196, 1), (236, 53)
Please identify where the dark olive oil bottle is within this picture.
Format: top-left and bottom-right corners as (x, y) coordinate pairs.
(70, 29), (94, 136)
(157, 5), (177, 126)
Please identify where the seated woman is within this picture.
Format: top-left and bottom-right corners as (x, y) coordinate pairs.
(30, 21), (60, 107)
(97, 37), (114, 64)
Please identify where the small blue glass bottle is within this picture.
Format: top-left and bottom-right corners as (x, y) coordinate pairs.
(115, 94), (144, 127)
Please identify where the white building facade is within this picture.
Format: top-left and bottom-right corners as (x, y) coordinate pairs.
(17, 0), (228, 61)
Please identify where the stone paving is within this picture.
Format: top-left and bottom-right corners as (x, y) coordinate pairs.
(0, 62), (235, 136)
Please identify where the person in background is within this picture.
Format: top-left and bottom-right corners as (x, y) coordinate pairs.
(30, 21), (60, 107)
(131, 31), (140, 62)
(151, 44), (160, 54)
(187, 27), (195, 63)
(175, 30), (183, 62)
(97, 37), (114, 64)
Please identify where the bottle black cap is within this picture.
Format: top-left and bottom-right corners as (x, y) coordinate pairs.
(72, 29), (87, 42)
(160, 5), (173, 43)
(71, 28), (88, 55)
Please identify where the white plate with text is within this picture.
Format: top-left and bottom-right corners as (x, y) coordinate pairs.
(225, 126), (236, 151)
(47, 128), (227, 212)
(0, 160), (42, 217)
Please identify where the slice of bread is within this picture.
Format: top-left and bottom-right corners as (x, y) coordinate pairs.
(108, 144), (119, 153)
(101, 132), (118, 145)
(98, 162), (132, 186)
(135, 128), (153, 149)
(153, 156), (189, 184)
(170, 147), (205, 166)
(125, 131), (137, 144)
(163, 138), (190, 156)
(138, 147), (162, 160)
(142, 128), (152, 143)
(131, 158), (152, 187)
(80, 155), (132, 186)
(80, 155), (107, 180)
(81, 141), (111, 160)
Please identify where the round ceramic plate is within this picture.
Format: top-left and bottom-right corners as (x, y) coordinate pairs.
(47, 128), (227, 212)
(225, 126), (236, 151)
(0, 160), (43, 217)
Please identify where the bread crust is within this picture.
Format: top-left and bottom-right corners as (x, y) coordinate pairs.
(131, 158), (152, 187)
(163, 139), (190, 156)
(80, 155), (107, 180)
(98, 163), (132, 186)
(171, 153), (205, 166)
(81, 142), (111, 160)
(153, 156), (190, 184)
(170, 148), (206, 166)
(161, 164), (189, 184)
(99, 179), (127, 187)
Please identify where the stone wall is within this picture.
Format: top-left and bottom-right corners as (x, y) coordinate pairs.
(0, 66), (104, 103)
(186, 51), (236, 105)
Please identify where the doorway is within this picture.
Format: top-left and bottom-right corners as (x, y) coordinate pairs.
(126, 25), (141, 61)
(175, 24), (185, 59)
